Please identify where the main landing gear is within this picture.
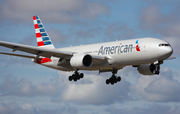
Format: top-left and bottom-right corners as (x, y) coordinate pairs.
(69, 69), (84, 82)
(68, 69), (121, 85)
(106, 69), (121, 85)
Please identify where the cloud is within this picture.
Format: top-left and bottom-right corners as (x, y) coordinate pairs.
(57, 71), (131, 105)
(140, 4), (179, 30)
(104, 103), (180, 114)
(105, 23), (135, 41)
(21, 103), (33, 110)
(130, 67), (180, 102)
(1, 66), (179, 105)
(0, 70), (132, 105)
(0, 101), (78, 114)
(74, 28), (102, 39)
(48, 28), (69, 45)
(139, 4), (180, 55)
(0, 75), (58, 97)
(62, 75), (130, 104)
(0, 0), (110, 24)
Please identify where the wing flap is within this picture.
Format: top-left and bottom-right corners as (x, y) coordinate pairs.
(0, 41), (73, 58)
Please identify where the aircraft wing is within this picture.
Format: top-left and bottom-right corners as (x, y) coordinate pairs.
(91, 55), (109, 65)
(0, 52), (35, 59)
(0, 40), (73, 58)
(0, 41), (108, 65)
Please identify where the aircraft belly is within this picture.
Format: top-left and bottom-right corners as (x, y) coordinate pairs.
(39, 62), (74, 71)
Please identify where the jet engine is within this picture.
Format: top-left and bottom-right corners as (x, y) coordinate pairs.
(137, 64), (160, 75)
(70, 54), (93, 68)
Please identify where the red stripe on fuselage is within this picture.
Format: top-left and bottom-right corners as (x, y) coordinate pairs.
(36, 58), (52, 64)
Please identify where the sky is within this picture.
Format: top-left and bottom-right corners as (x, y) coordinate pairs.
(0, 0), (180, 114)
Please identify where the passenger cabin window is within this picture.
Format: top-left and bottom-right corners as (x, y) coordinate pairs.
(159, 43), (170, 47)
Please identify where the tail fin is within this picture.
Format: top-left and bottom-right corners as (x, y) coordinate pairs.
(33, 15), (55, 49)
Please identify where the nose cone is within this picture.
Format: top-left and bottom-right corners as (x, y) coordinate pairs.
(167, 46), (173, 55)
(158, 46), (173, 60)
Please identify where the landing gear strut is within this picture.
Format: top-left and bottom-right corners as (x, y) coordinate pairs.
(69, 69), (84, 82)
(106, 69), (121, 85)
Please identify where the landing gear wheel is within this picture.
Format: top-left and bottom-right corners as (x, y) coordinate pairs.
(117, 76), (121, 82)
(69, 76), (73, 81)
(105, 69), (121, 85)
(68, 70), (84, 82)
(106, 79), (110, 84)
(80, 73), (84, 78)
(111, 82), (114, 85)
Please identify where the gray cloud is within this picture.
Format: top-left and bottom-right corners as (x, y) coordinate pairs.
(1, 66), (179, 105)
(48, 28), (69, 45)
(0, 75), (58, 97)
(139, 4), (180, 55)
(0, 101), (78, 114)
(105, 23), (135, 41)
(104, 103), (180, 114)
(139, 4), (179, 30)
(0, 71), (131, 105)
(0, 0), (110, 24)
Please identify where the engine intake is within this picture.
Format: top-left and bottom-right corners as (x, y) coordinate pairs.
(70, 54), (93, 68)
(137, 64), (160, 75)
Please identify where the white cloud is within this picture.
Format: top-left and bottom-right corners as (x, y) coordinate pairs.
(57, 71), (131, 105)
(0, 70), (131, 105)
(130, 67), (180, 102)
(22, 103), (33, 110)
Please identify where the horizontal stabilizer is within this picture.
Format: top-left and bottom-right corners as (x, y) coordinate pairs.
(166, 56), (176, 60)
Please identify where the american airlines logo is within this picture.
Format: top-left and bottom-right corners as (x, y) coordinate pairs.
(98, 40), (141, 55)
(98, 43), (133, 55)
(136, 40), (140, 51)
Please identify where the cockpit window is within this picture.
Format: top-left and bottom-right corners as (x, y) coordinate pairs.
(159, 43), (170, 47)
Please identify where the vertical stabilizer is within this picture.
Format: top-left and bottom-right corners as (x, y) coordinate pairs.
(33, 15), (55, 49)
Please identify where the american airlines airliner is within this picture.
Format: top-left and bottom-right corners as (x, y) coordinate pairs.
(0, 15), (174, 85)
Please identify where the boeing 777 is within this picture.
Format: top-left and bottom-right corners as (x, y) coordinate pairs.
(0, 15), (174, 85)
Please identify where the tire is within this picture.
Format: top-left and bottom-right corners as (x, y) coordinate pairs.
(80, 73), (84, 78)
(106, 79), (110, 84)
(117, 77), (121, 82)
(69, 76), (72, 81)
(111, 82), (114, 85)
(74, 78), (77, 82)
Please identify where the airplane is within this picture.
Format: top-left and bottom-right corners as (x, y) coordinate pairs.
(0, 15), (174, 85)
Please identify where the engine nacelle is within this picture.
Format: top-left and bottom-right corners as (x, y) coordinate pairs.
(70, 54), (93, 68)
(137, 64), (160, 75)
